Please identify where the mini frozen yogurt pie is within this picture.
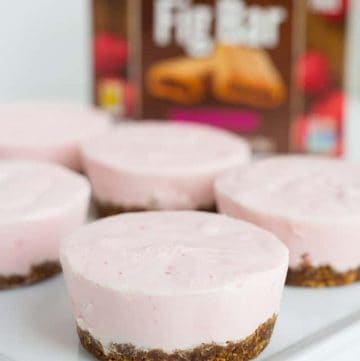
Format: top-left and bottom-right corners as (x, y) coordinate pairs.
(0, 102), (111, 171)
(216, 155), (360, 287)
(60, 211), (288, 361)
(0, 160), (90, 289)
(81, 122), (250, 216)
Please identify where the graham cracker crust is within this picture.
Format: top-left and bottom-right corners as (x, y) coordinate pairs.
(95, 200), (217, 217)
(78, 315), (276, 361)
(287, 265), (360, 287)
(0, 261), (61, 290)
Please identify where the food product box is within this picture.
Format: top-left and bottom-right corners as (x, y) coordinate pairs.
(129, 0), (301, 153)
(92, 0), (354, 156)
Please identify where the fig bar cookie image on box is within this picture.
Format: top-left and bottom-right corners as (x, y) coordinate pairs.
(215, 156), (360, 287)
(81, 122), (250, 216)
(212, 45), (286, 108)
(146, 45), (286, 108)
(0, 102), (112, 171)
(146, 57), (213, 104)
(0, 160), (90, 290)
(60, 211), (288, 361)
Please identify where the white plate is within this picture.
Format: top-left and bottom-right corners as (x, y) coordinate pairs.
(1, 275), (360, 361)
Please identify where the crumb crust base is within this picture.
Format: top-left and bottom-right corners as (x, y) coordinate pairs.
(0, 261), (61, 290)
(95, 200), (217, 217)
(286, 265), (360, 287)
(78, 315), (276, 361)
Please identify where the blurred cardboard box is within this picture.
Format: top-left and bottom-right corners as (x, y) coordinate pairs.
(92, 0), (352, 156)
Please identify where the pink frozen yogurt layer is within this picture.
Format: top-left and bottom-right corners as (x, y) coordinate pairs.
(216, 156), (360, 272)
(60, 211), (288, 352)
(81, 122), (250, 210)
(0, 160), (90, 276)
(0, 102), (112, 171)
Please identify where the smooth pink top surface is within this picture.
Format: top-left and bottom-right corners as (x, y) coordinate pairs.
(0, 160), (89, 224)
(217, 156), (360, 221)
(82, 122), (250, 175)
(0, 102), (110, 146)
(62, 211), (287, 294)
(0, 102), (112, 170)
(216, 156), (360, 270)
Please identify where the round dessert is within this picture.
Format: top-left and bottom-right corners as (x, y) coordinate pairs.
(81, 122), (250, 216)
(0, 160), (90, 289)
(61, 211), (288, 361)
(215, 155), (360, 287)
(0, 102), (112, 171)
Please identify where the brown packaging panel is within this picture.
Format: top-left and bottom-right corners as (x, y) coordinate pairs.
(129, 0), (300, 153)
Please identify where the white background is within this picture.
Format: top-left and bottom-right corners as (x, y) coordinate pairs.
(0, 0), (91, 103)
